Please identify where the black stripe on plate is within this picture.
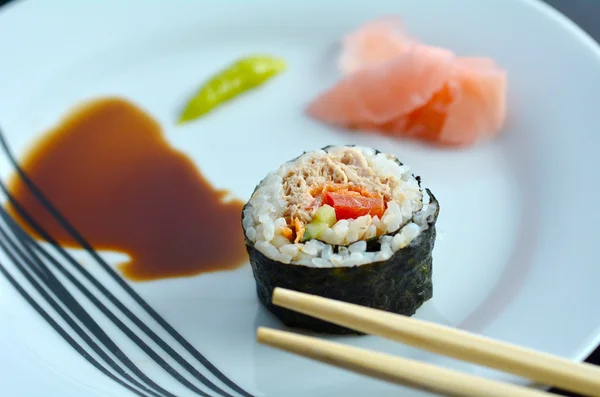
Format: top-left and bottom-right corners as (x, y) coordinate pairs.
(0, 129), (255, 397)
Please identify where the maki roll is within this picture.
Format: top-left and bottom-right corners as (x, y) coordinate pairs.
(242, 145), (439, 334)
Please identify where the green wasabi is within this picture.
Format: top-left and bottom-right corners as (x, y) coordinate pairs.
(178, 55), (286, 124)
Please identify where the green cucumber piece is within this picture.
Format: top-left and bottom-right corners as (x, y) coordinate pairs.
(314, 204), (336, 227)
(303, 222), (328, 242)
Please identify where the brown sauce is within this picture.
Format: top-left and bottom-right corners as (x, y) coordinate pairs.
(6, 97), (247, 281)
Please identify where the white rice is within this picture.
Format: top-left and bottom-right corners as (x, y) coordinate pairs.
(242, 145), (437, 267)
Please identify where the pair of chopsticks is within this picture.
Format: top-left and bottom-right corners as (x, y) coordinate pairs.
(257, 288), (600, 397)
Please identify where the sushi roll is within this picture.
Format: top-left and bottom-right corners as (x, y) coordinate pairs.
(242, 145), (439, 334)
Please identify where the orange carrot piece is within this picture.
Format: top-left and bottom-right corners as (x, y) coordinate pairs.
(324, 189), (385, 220)
(281, 226), (294, 241)
(293, 218), (305, 243)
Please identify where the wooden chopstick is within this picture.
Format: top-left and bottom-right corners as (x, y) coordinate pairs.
(270, 287), (600, 397)
(257, 327), (552, 397)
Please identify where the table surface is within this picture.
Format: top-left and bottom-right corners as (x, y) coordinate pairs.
(0, 0), (598, 396)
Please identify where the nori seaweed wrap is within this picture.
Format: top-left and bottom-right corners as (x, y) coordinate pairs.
(242, 145), (439, 334)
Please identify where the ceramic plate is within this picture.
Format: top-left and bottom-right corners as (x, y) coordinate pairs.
(1, 0), (600, 396)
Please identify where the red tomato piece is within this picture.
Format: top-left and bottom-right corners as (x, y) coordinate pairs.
(324, 190), (385, 220)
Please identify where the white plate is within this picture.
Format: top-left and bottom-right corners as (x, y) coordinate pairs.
(1, 0), (599, 396)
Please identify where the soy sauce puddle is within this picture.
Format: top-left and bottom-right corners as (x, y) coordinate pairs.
(0, 99), (255, 397)
(6, 97), (247, 281)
